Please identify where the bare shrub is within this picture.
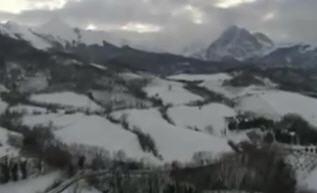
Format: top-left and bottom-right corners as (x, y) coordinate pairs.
(275, 113), (317, 145)
(0, 109), (23, 132)
(22, 125), (72, 169)
(22, 125), (55, 153)
(43, 144), (72, 168)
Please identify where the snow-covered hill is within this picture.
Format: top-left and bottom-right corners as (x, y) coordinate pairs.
(236, 90), (317, 127)
(111, 108), (231, 162)
(144, 77), (203, 105)
(167, 103), (236, 135)
(30, 92), (103, 112)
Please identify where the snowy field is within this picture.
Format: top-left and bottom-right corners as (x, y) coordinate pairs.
(168, 103), (236, 135)
(0, 127), (19, 158)
(0, 84), (8, 93)
(304, 168), (317, 191)
(169, 73), (232, 82)
(170, 73), (234, 98)
(21, 113), (154, 161)
(0, 98), (8, 115)
(89, 63), (107, 71)
(18, 75), (48, 93)
(202, 80), (270, 99)
(9, 105), (47, 115)
(30, 92), (103, 112)
(111, 108), (231, 162)
(54, 114), (153, 160)
(170, 73), (275, 99)
(22, 113), (84, 129)
(0, 171), (61, 193)
(236, 90), (317, 126)
(144, 78), (203, 105)
(90, 90), (152, 110)
(119, 72), (145, 81)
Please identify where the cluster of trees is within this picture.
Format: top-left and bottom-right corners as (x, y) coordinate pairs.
(184, 83), (235, 108)
(133, 127), (161, 159)
(225, 66), (317, 95)
(21, 126), (72, 169)
(172, 143), (296, 193)
(214, 143), (296, 193)
(86, 167), (196, 193)
(227, 113), (317, 146)
(119, 114), (161, 160)
(274, 114), (317, 145)
(228, 114), (274, 131)
(159, 105), (175, 125)
(223, 72), (264, 87)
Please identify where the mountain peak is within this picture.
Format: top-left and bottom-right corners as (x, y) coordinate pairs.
(225, 25), (243, 33)
(206, 25), (274, 61)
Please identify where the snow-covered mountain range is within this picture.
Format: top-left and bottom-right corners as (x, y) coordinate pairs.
(0, 19), (316, 68)
(0, 18), (128, 50)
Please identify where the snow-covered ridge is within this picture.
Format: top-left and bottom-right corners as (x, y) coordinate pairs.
(0, 21), (52, 50)
(0, 18), (125, 51)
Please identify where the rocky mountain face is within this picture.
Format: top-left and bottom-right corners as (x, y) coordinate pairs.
(205, 25), (274, 61)
(203, 25), (317, 68)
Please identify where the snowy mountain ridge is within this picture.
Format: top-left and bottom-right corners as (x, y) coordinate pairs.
(0, 18), (128, 50)
(0, 20), (316, 68)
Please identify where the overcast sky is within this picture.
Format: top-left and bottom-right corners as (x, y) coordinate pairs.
(0, 0), (316, 54)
